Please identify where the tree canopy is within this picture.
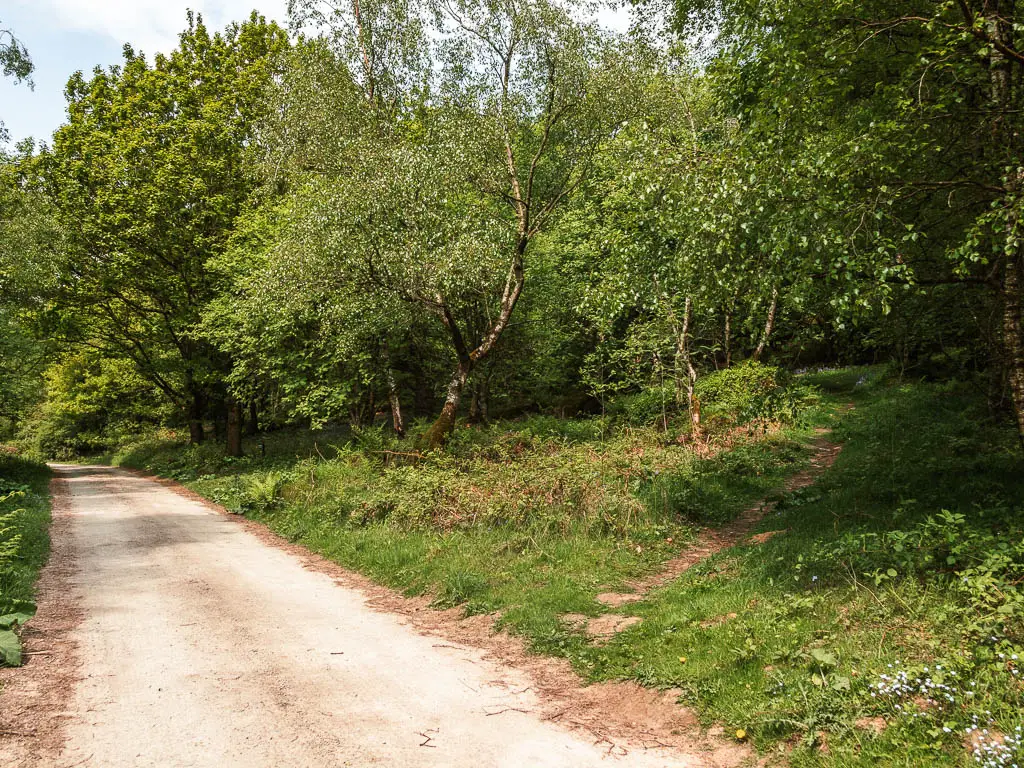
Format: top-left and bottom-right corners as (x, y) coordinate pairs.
(1, 0), (1022, 454)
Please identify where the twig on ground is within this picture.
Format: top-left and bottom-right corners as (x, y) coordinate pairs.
(418, 731), (437, 748)
(542, 708), (570, 722)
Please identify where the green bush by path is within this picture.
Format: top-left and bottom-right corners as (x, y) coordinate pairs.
(696, 360), (819, 428)
(0, 454), (52, 666)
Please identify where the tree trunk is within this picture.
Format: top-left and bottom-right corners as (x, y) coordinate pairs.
(723, 310), (732, 368)
(246, 401), (259, 436)
(752, 286), (779, 362)
(186, 372), (204, 445)
(212, 401), (224, 443)
(424, 239), (526, 448)
(990, 5), (1024, 445)
(676, 296), (701, 436)
(380, 339), (405, 438)
(188, 412), (204, 445)
(468, 377), (489, 425)
(423, 363), (470, 449)
(1004, 254), (1024, 443)
(226, 398), (243, 457)
(385, 363), (405, 439)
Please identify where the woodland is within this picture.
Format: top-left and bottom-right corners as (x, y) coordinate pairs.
(0, 0), (1021, 452)
(2, 1), (1024, 765)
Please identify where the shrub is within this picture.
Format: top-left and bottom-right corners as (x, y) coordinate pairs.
(17, 353), (171, 459)
(607, 386), (678, 427)
(812, 507), (1024, 643)
(0, 455), (50, 666)
(238, 471), (292, 513)
(696, 361), (816, 426)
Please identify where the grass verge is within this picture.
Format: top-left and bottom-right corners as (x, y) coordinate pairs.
(111, 396), (831, 658)
(568, 375), (1024, 766)
(0, 453), (52, 666)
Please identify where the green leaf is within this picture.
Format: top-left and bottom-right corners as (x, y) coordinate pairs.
(0, 629), (23, 667)
(830, 675), (851, 691)
(810, 648), (838, 668)
(0, 612), (33, 630)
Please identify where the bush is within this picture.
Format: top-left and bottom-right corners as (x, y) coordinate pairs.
(812, 507), (1024, 643)
(696, 361), (816, 426)
(607, 386), (678, 427)
(17, 353), (172, 459)
(238, 471), (292, 513)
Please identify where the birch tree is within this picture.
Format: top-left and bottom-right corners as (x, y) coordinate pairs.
(278, 0), (644, 446)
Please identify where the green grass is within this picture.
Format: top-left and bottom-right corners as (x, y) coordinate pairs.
(112, 397), (828, 658)
(562, 375), (1024, 766)
(0, 453), (52, 666)
(109, 368), (1024, 765)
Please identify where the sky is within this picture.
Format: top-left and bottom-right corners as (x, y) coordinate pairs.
(0, 1), (289, 146)
(0, 1), (632, 148)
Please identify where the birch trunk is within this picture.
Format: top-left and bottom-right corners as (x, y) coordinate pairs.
(676, 296), (701, 436)
(752, 286), (779, 362)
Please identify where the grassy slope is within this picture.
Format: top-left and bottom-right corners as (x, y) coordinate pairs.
(576, 373), (1024, 766)
(112, 370), (1024, 766)
(114, 405), (825, 646)
(0, 454), (52, 666)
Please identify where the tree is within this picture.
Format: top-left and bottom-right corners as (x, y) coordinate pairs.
(548, 55), (804, 434)
(0, 18), (32, 144)
(669, 0), (1024, 441)
(0, 145), (62, 438)
(274, 0), (645, 447)
(41, 13), (289, 451)
(200, 194), (434, 434)
(0, 21), (31, 84)
(0, 21), (40, 432)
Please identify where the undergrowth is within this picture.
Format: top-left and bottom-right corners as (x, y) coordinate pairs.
(570, 375), (1024, 767)
(0, 453), (51, 667)
(110, 379), (825, 671)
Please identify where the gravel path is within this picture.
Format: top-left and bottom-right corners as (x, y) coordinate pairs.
(3, 465), (733, 768)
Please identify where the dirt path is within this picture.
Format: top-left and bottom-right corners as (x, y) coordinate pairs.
(0, 465), (751, 768)
(596, 429), (843, 609)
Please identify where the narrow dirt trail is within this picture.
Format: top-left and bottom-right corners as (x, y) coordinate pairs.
(596, 428), (843, 609)
(0, 465), (749, 768)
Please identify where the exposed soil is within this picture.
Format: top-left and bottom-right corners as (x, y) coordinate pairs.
(0, 465), (756, 768)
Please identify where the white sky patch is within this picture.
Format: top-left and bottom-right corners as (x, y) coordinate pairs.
(10, 0), (290, 55)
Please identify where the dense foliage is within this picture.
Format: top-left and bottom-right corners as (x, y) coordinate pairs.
(0, 454), (50, 666)
(3, 0), (1021, 453)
